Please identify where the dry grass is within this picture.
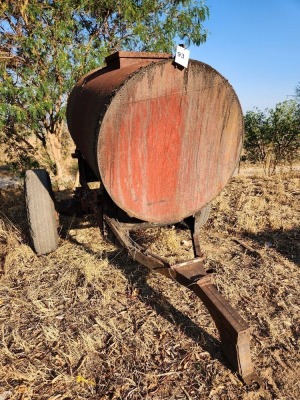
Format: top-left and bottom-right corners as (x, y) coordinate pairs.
(0, 169), (299, 399)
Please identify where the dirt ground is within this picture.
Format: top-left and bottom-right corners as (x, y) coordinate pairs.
(0, 168), (299, 399)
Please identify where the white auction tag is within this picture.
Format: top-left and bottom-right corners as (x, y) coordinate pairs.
(175, 46), (190, 68)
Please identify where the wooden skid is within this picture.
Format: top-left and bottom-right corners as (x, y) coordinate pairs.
(104, 217), (257, 383)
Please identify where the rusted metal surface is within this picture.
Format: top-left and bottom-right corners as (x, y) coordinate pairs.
(67, 52), (172, 179)
(105, 51), (171, 69)
(103, 215), (257, 384)
(67, 52), (243, 224)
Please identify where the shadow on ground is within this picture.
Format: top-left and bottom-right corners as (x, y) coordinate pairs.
(242, 229), (300, 266)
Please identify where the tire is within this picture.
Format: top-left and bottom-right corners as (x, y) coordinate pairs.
(195, 203), (211, 229)
(25, 169), (58, 255)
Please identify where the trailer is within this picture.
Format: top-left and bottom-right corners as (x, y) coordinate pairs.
(25, 51), (258, 384)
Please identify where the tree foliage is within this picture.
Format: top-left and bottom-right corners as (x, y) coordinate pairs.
(244, 100), (300, 174)
(0, 0), (209, 179)
(295, 82), (300, 103)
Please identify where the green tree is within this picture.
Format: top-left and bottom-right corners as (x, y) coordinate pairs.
(0, 0), (209, 181)
(295, 82), (300, 103)
(244, 100), (300, 174)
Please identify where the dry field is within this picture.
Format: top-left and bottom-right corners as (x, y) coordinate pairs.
(0, 169), (299, 399)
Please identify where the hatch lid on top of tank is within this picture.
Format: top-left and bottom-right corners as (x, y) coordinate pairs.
(105, 51), (172, 69)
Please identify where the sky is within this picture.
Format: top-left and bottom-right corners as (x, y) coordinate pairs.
(189, 0), (300, 113)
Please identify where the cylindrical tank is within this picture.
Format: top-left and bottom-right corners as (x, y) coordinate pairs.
(67, 51), (243, 224)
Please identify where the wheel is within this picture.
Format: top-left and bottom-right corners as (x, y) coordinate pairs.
(195, 203), (211, 229)
(25, 169), (59, 255)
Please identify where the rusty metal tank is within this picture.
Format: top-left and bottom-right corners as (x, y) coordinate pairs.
(67, 51), (243, 224)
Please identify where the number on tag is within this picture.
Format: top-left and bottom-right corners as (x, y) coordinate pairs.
(175, 46), (190, 68)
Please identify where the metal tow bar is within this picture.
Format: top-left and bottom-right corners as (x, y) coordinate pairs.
(104, 216), (257, 384)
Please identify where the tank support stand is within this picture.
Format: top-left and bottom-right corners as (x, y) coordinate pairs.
(104, 215), (257, 384)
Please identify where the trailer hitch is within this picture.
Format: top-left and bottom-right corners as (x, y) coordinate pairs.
(103, 215), (258, 384)
(64, 184), (258, 384)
